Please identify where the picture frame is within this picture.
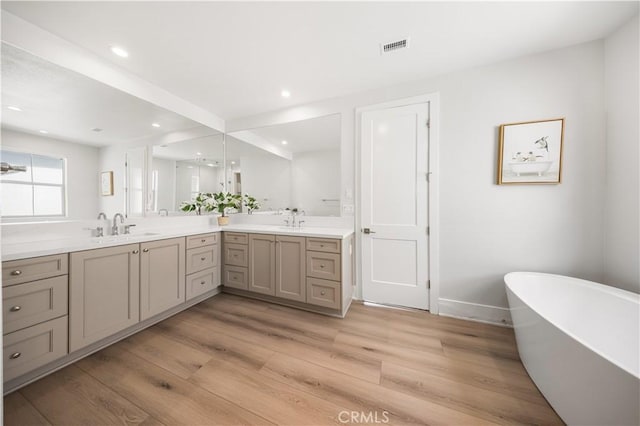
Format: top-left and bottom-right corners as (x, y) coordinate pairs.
(100, 171), (114, 196)
(497, 118), (565, 185)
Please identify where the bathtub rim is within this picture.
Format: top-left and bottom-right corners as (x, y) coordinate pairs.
(504, 271), (640, 379)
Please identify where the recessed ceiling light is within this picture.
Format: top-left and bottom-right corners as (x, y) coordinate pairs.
(281, 140), (288, 145)
(231, 161), (236, 165)
(160, 144), (168, 148)
(207, 163), (214, 167)
(196, 152), (202, 156)
(151, 123), (160, 128)
(39, 130), (49, 134)
(281, 90), (291, 98)
(92, 128), (103, 132)
(187, 166), (194, 169)
(110, 45), (129, 58)
(7, 106), (22, 112)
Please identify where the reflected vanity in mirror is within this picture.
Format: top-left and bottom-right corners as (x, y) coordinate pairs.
(226, 113), (341, 217)
(151, 133), (225, 214)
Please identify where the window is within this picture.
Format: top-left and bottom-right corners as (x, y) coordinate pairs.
(1, 150), (66, 217)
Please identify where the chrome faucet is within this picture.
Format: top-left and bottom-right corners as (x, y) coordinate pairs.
(112, 213), (124, 235)
(97, 212), (107, 220)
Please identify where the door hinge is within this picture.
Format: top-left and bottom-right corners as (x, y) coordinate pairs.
(428, 280), (431, 289)
(426, 226), (430, 236)
(426, 119), (430, 128)
(426, 172), (431, 182)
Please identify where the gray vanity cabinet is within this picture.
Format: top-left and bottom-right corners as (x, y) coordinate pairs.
(69, 244), (140, 352)
(140, 237), (186, 320)
(248, 234), (276, 295)
(275, 236), (306, 302)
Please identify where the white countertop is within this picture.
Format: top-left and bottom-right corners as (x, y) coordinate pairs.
(1, 224), (354, 261)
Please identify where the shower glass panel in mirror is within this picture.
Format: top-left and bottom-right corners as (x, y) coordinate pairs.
(0, 43), (213, 221)
(226, 114), (341, 216)
(151, 133), (224, 213)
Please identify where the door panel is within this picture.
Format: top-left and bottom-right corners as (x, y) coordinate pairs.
(361, 102), (430, 310)
(275, 236), (305, 302)
(248, 234), (275, 295)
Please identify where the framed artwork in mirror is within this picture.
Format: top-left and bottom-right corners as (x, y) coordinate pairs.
(100, 171), (114, 196)
(497, 118), (564, 185)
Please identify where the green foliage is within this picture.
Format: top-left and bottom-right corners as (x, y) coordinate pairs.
(181, 192), (256, 216)
(243, 194), (260, 212)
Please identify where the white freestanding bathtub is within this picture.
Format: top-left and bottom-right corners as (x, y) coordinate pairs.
(505, 272), (639, 425)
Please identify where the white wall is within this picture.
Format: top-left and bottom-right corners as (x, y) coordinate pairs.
(229, 40), (608, 322)
(603, 15), (640, 293)
(291, 150), (341, 216)
(241, 154), (291, 211)
(151, 157), (176, 211)
(1, 128), (100, 220)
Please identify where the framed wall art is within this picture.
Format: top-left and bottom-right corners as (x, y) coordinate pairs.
(100, 171), (114, 196)
(497, 118), (565, 185)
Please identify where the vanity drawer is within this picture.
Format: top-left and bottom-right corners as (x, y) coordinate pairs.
(306, 252), (341, 281)
(2, 254), (68, 287)
(3, 316), (68, 382)
(186, 267), (219, 301)
(186, 245), (219, 275)
(223, 265), (249, 290)
(306, 278), (340, 310)
(3, 275), (68, 335)
(224, 232), (248, 245)
(306, 238), (341, 254)
(186, 233), (219, 250)
(224, 243), (249, 268)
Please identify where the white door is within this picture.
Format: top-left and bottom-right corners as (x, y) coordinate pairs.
(361, 102), (430, 310)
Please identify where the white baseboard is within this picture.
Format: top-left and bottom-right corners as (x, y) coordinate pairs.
(438, 298), (512, 327)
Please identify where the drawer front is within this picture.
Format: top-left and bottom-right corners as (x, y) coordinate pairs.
(3, 316), (68, 382)
(3, 275), (68, 335)
(186, 233), (219, 250)
(223, 266), (249, 290)
(186, 267), (220, 300)
(224, 232), (249, 245)
(3, 254), (68, 287)
(306, 238), (341, 254)
(306, 252), (341, 281)
(306, 278), (341, 310)
(224, 243), (249, 267)
(186, 245), (219, 275)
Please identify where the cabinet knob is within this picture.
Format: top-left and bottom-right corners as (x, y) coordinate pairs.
(200, 281), (206, 285)
(320, 245), (324, 248)
(9, 306), (21, 312)
(201, 257), (206, 261)
(201, 239), (206, 243)
(9, 352), (21, 360)
(320, 264), (325, 269)
(10, 270), (22, 276)
(143, 248), (149, 253)
(132, 250), (139, 254)
(320, 291), (326, 296)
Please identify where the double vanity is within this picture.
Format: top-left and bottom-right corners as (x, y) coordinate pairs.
(1, 223), (354, 393)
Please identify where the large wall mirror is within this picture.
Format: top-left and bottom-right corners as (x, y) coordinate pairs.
(151, 133), (224, 213)
(227, 114), (341, 216)
(0, 43), (217, 221)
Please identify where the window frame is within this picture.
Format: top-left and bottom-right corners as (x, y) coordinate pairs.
(1, 149), (68, 220)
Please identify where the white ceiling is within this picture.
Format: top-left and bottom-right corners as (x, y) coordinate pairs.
(2, 2), (637, 121)
(152, 134), (224, 163)
(232, 113), (341, 154)
(1, 43), (202, 146)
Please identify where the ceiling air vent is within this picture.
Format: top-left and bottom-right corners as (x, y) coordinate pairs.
(381, 37), (410, 55)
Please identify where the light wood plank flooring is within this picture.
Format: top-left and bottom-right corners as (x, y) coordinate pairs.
(4, 294), (563, 425)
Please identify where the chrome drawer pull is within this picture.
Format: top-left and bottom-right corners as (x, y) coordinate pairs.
(143, 248), (149, 253)
(11, 270), (22, 276)
(201, 257), (206, 261)
(200, 281), (206, 285)
(133, 250), (139, 254)
(320, 264), (325, 268)
(9, 306), (21, 312)
(320, 291), (326, 296)
(10, 352), (21, 359)
(201, 239), (206, 243)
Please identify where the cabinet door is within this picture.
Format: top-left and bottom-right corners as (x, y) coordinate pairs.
(248, 234), (275, 295)
(140, 237), (186, 320)
(275, 236), (306, 302)
(70, 244), (140, 352)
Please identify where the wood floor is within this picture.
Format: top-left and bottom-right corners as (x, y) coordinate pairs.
(4, 294), (563, 425)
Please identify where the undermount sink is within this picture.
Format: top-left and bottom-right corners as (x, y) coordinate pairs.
(91, 232), (160, 243)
